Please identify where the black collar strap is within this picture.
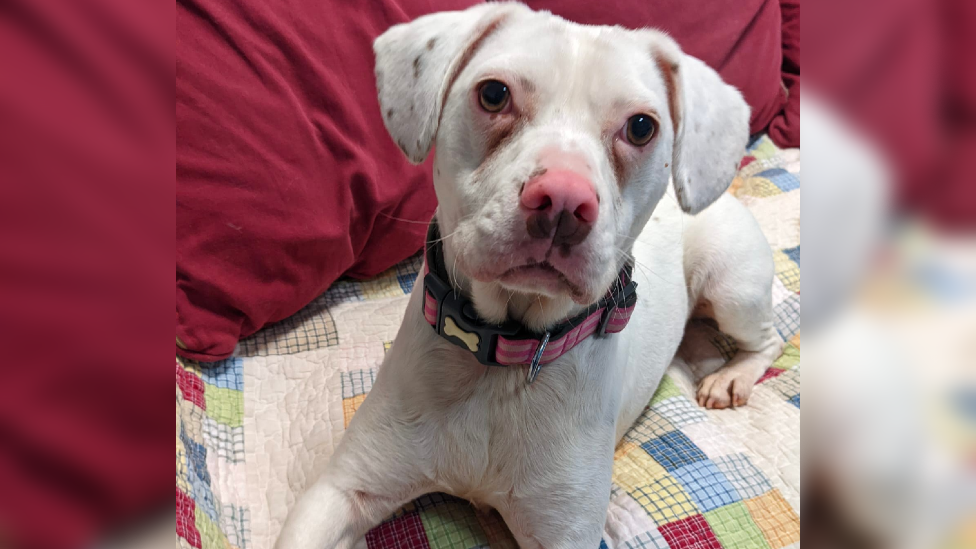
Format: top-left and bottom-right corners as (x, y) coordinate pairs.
(422, 220), (638, 382)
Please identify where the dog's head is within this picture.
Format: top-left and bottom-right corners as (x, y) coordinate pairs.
(375, 3), (749, 331)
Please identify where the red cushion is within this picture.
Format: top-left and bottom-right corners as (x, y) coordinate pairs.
(176, 0), (484, 361)
(177, 0), (794, 361)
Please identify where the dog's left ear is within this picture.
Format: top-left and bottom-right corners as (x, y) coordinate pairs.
(373, 3), (525, 164)
(648, 33), (751, 215)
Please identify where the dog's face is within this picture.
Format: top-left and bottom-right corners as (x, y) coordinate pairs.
(375, 3), (748, 330)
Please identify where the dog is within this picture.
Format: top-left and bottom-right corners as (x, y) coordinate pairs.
(275, 4), (782, 548)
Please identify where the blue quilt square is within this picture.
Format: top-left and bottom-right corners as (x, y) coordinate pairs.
(640, 431), (707, 471)
(673, 460), (741, 512)
(789, 394), (801, 408)
(757, 168), (800, 192)
(180, 425), (210, 485)
(783, 245), (800, 267)
(199, 357), (243, 390)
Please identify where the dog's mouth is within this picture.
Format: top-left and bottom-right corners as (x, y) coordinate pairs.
(498, 261), (585, 300)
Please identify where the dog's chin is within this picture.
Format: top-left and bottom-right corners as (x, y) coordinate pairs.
(498, 263), (586, 302)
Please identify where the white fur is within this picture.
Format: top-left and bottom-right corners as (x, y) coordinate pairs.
(277, 5), (778, 548)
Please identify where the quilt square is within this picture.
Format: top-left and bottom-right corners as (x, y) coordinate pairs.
(199, 357), (244, 391)
(613, 442), (669, 493)
(651, 397), (708, 429)
(363, 269), (406, 299)
(641, 431), (707, 472)
(343, 394), (368, 428)
(204, 386), (243, 428)
(341, 369), (378, 399)
(703, 502), (770, 549)
(773, 294), (800, 340)
(219, 505), (249, 549)
(177, 487), (202, 549)
(649, 375), (683, 405)
(744, 490), (800, 549)
(325, 280), (365, 307)
(756, 168), (799, 192)
(657, 514), (722, 549)
(712, 454), (773, 500)
(366, 511), (431, 549)
(765, 369), (800, 403)
(672, 460), (741, 512)
(625, 409), (677, 445)
(709, 332), (739, 362)
(396, 253), (424, 294)
(237, 299), (340, 356)
(202, 416), (245, 463)
(736, 176), (782, 198)
(629, 474), (699, 525)
(772, 251), (800, 294)
(620, 530), (670, 549)
(177, 362), (206, 410)
(772, 344), (799, 370)
(419, 498), (489, 549)
(475, 510), (517, 549)
(788, 394), (800, 408)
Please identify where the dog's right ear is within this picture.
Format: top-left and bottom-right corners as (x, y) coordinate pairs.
(374, 4), (522, 164)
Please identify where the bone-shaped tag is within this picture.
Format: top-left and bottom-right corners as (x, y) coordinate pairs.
(443, 316), (480, 353)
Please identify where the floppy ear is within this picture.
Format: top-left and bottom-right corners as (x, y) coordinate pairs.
(650, 34), (751, 214)
(373, 4), (523, 164)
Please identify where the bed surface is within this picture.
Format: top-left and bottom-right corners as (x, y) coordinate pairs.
(177, 134), (800, 549)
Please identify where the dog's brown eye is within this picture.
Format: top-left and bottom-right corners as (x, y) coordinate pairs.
(626, 114), (656, 146)
(479, 80), (510, 112)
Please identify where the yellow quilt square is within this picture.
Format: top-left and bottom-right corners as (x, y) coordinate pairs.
(342, 394), (368, 428)
(629, 473), (699, 525)
(745, 490), (800, 549)
(613, 444), (668, 493)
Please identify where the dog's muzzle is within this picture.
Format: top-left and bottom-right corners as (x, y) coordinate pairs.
(421, 220), (637, 383)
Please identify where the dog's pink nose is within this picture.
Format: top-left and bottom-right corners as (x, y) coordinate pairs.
(520, 169), (599, 224)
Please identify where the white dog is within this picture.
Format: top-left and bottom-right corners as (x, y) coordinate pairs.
(276, 4), (781, 548)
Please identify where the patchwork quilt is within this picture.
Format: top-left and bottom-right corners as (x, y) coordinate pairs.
(176, 135), (800, 549)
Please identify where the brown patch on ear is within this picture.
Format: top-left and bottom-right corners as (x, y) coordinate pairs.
(413, 55), (422, 78)
(437, 14), (511, 129)
(386, 108), (394, 119)
(426, 37), (437, 50)
(653, 51), (681, 136)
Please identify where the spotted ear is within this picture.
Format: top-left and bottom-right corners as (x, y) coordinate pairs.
(373, 4), (522, 164)
(648, 32), (751, 214)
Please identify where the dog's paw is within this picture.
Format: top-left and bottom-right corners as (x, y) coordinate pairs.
(696, 368), (754, 409)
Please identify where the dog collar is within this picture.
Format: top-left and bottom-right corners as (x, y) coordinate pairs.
(422, 220), (638, 382)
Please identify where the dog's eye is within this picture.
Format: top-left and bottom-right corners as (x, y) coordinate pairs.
(626, 114), (656, 146)
(478, 80), (510, 113)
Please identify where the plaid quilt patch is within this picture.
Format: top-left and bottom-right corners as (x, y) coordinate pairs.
(176, 135), (800, 549)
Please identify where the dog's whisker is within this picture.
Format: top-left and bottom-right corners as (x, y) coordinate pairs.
(378, 211), (434, 225)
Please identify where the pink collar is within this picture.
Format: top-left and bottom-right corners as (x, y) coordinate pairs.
(422, 220), (638, 383)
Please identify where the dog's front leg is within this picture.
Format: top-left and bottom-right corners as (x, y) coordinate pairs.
(274, 388), (431, 549)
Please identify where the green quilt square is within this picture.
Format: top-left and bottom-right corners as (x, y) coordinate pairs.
(419, 500), (490, 549)
(650, 375), (683, 406)
(772, 344), (799, 370)
(204, 385), (243, 428)
(704, 502), (771, 549)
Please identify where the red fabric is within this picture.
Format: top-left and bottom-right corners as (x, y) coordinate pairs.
(807, 0), (976, 229)
(657, 515), (723, 549)
(528, 0), (789, 137)
(365, 511), (432, 549)
(176, 0), (483, 361)
(767, 0), (800, 147)
(0, 0), (173, 546)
